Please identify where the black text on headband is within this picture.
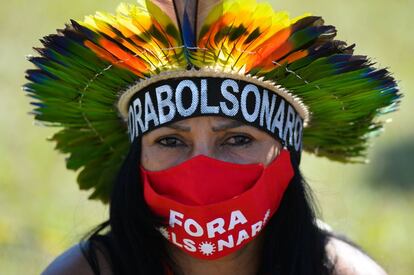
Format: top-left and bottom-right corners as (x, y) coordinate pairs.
(127, 77), (303, 152)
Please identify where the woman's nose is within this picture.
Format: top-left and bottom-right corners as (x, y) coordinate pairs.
(189, 140), (216, 159)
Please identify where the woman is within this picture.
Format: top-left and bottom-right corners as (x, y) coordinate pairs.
(25, 0), (400, 274)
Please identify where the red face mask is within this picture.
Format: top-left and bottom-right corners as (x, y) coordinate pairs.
(140, 149), (294, 260)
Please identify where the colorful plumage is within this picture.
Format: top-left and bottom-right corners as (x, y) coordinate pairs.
(24, 0), (401, 202)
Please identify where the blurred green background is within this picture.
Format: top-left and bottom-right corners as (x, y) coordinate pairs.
(0, 0), (413, 274)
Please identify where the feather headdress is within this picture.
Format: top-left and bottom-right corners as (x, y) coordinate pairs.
(24, 0), (401, 202)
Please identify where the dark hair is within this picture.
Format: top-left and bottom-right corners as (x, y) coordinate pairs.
(82, 139), (334, 274)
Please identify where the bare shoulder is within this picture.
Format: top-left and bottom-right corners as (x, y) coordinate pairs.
(41, 242), (112, 275)
(326, 237), (388, 275)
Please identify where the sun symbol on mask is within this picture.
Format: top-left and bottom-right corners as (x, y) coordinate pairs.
(198, 241), (216, 256)
(157, 226), (170, 240)
(263, 209), (271, 223)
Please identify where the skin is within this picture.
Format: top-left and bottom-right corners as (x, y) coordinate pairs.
(42, 116), (388, 275)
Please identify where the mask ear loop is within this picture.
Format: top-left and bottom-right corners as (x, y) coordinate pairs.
(288, 149), (301, 178)
(278, 140), (301, 171)
(277, 132), (302, 167)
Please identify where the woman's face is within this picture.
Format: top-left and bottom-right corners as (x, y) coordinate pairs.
(141, 116), (282, 171)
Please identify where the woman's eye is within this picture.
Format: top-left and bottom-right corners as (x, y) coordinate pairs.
(156, 137), (185, 147)
(224, 135), (252, 147)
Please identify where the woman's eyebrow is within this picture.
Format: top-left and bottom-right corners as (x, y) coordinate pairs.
(212, 120), (245, 132)
(165, 123), (191, 131)
(165, 120), (246, 132)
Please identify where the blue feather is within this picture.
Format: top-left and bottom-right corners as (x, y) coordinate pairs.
(182, 8), (195, 48)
